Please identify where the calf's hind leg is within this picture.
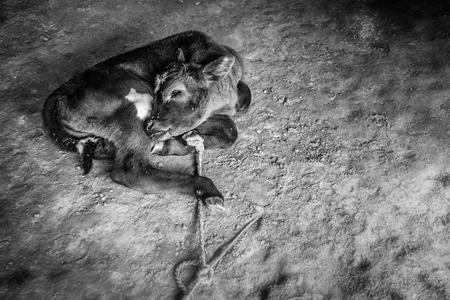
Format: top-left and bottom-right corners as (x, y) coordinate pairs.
(191, 114), (238, 149)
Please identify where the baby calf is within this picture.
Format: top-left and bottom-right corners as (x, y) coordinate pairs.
(42, 31), (251, 211)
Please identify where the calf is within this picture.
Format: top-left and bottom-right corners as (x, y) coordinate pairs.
(42, 31), (251, 211)
(146, 45), (251, 139)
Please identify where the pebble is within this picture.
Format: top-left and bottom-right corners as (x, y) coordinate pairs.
(263, 87), (273, 94)
(324, 187), (335, 195)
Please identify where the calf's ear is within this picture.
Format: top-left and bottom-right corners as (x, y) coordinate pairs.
(202, 55), (235, 83)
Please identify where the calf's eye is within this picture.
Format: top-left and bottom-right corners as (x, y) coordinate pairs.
(171, 90), (182, 98)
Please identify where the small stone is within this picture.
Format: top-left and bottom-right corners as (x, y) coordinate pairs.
(324, 187), (335, 195)
(254, 205), (265, 216)
(263, 87), (273, 94)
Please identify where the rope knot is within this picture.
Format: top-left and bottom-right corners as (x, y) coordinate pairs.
(198, 265), (214, 285)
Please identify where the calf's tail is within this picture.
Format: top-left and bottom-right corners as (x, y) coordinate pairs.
(42, 91), (99, 174)
(42, 91), (80, 152)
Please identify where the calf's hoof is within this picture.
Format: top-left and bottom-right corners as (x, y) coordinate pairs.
(195, 189), (225, 212)
(204, 196), (225, 212)
(182, 130), (204, 152)
(151, 141), (165, 154)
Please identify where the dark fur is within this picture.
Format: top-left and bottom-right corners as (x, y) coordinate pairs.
(42, 31), (251, 210)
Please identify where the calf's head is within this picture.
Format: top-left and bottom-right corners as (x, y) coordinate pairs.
(146, 49), (239, 140)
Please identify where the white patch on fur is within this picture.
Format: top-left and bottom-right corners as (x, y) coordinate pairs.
(125, 88), (152, 120)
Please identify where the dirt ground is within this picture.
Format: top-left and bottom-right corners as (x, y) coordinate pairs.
(1, 0), (450, 299)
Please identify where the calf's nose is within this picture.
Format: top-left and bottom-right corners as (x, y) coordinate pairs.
(145, 120), (171, 139)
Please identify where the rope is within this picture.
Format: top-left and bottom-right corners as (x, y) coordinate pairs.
(195, 140), (204, 177)
(173, 137), (260, 300)
(194, 142), (207, 269)
(197, 197), (207, 268)
(174, 216), (259, 300)
(208, 217), (259, 269)
(174, 260), (197, 294)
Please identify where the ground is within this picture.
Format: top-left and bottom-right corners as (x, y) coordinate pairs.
(1, 0), (450, 299)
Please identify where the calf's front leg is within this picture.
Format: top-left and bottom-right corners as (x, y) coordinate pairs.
(151, 114), (239, 156)
(110, 153), (225, 212)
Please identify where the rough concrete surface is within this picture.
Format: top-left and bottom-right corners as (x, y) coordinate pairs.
(1, 0), (450, 299)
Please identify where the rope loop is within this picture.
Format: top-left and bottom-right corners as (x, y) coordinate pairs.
(174, 260), (198, 293)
